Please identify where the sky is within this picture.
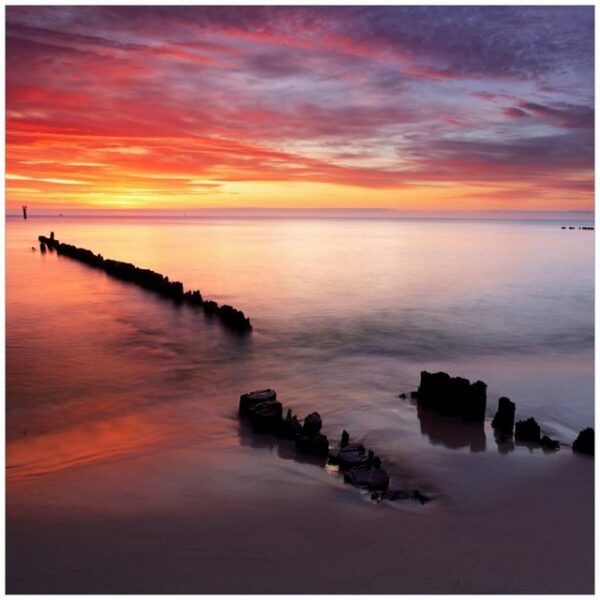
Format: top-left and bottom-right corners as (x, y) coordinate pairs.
(5, 5), (595, 214)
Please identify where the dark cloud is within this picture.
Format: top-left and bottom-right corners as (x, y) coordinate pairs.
(519, 102), (594, 129)
(408, 130), (594, 181)
(7, 6), (594, 81)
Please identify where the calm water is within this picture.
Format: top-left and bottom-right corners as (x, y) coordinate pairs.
(6, 215), (594, 505)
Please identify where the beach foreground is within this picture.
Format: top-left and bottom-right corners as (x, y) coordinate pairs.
(7, 435), (593, 594)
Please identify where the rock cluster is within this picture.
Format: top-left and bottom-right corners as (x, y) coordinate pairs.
(38, 233), (252, 332)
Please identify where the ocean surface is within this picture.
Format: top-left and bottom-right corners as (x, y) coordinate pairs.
(6, 215), (595, 506)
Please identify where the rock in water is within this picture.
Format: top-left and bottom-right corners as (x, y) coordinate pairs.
(344, 467), (390, 491)
(302, 412), (323, 437)
(492, 397), (516, 434)
(249, 400), (283, 433)
(277, 409), (302, 439)
(515, 417), (541, 443)
(341, 430), (350, 447)
(573, 428), (594, 456)
(330, 444), (367, 468)
(239, 389), (277, 415)
(540, 435), (560, 451)
(296, 433), (329, 456)
(465, 380), (487, 422)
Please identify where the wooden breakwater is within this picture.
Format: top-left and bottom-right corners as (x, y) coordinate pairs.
(238, 388), (431, 504)
(410, 370), (594, 455)
(38, 232), (252, 333)
(238, 372), (594, 505)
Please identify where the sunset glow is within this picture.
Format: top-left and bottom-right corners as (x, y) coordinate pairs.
(6, 6), (594, 213)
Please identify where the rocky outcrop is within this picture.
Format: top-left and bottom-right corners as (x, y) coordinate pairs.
(38, 233), (252, 333)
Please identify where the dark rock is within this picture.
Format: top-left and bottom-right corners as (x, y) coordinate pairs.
(249, 400), (283, 433)
(540, 435), (559, 451)
(341, 430), (350, 447)
(39, 242), (47, 253)
(202, 300), (219, 314)
(337, 445), (367, 469)
(344, 467), (389, 491)
(302, 412), (323, 437)
(328, 442), (365, 465)
(465, 380), (487, 422)
(277, 409), (302, 439)
(239, 389), (277, 415)
(573, 428), (594, 456)
(296, 433), (329, 456)
(515, 417), (541, 443)
(492, 396), (516, 434)
(399, 393), (407, 399)
(218, 304), (252, 332)
(417, 371), (486, 422)
(410, 390), (419, 399)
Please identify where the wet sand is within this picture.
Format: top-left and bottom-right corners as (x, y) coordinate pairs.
(7, 433), (594, 594)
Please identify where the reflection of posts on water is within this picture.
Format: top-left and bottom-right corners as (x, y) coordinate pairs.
(417, 403), (486, 453)
(22, 205), (27, 220)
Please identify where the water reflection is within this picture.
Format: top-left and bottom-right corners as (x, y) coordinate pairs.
(237, 419), (326, 466)
(494, 430), (515, 455)
(417, 404), (486, 452)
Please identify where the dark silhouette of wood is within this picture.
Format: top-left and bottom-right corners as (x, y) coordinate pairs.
(492, 396), (515, 434)
(573, 428), (594, 455)
(38, 232), (252, 333)
(417, 370), (487, 422)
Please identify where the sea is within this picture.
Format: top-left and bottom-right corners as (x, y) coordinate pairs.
(6, 215), (595, 501)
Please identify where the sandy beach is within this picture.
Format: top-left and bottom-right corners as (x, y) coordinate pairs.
(7, 418), (594, 594)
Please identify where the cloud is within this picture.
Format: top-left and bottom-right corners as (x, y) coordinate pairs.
(503, 107), (529, 119)
(519, 101), (594, 129)
(5, 6), (595, 211)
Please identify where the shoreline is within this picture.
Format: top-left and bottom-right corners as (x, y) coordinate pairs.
(7, 425), (594, 594)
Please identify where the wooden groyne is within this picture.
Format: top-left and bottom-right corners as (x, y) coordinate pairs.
(238, 372), (594, 504)
(238, 388), (431, 504)
(38, 232), (252, 333)
(410, 370), (593, 454)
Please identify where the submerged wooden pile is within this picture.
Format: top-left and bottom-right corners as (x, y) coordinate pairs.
(38, 232), (252, 332)
(239, 389), (430, 504)
(410, 370), (594, 455)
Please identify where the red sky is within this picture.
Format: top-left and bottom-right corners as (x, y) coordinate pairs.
(5, 6), (595, 214)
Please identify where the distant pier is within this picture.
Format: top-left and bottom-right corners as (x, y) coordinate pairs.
(38, 232), (252, 333)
